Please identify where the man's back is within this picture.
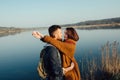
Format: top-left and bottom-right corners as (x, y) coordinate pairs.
(43, 44), (63, 80)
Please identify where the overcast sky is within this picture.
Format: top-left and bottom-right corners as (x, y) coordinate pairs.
(0, 0), (120, 27)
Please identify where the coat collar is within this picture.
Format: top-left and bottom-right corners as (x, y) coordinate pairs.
(65, 39), (76, 45)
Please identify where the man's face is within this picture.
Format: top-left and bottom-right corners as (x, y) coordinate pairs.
(53, 28), (62, 40)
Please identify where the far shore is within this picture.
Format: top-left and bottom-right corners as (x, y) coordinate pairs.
(0, 23), (120, 37)
(0, 27), (49, 37)
(63, 23), (120, 30)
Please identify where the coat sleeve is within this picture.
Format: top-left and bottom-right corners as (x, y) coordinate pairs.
(41, 35), (75, 58)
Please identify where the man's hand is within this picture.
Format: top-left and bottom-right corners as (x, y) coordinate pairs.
(32, 31), (44, 39)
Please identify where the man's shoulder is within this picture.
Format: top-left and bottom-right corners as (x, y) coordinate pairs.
(44, 46), (58, 56)
(45, 45), (57, 51)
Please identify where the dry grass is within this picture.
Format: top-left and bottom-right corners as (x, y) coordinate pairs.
(101, 41), (120, 75)
(79, 41), (120, 80)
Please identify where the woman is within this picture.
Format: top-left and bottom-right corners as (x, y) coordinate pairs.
(33, 27), (81, 80)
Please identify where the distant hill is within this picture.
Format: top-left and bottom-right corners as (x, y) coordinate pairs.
(0, 17), (120, 33)
(62, 17), (120, 26)
(61, 17), (120, 29)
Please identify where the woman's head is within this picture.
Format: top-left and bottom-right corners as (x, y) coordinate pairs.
(64, 27), (79, 41)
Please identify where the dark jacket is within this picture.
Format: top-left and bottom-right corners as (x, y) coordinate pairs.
(43, 44), (63, 80)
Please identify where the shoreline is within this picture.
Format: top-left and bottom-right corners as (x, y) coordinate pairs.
(0, 23), (120, 37)
(63, 23), (120, 30)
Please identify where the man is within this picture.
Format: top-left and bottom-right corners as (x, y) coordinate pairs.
(33, 25), (63, 80)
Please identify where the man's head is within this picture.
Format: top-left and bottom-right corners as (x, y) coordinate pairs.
(48, 25), (62, 40)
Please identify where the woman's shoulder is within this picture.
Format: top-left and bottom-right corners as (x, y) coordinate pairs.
(65, 39), (76, 45)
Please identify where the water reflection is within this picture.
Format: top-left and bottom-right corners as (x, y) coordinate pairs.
(0, 29), (120, 80)
(0, 31), (22, 37)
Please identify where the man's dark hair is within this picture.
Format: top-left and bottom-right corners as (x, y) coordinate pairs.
(48, 25), (61, 37)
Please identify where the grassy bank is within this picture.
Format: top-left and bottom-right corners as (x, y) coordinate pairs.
(78, 41), (120, 80)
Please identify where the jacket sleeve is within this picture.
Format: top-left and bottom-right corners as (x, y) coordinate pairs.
(41, 35), (75, 58)
(46, 46), (63, 77)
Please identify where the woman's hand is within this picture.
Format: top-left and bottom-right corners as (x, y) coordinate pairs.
(70, 62), (74, 70)
(62, 68), (68, 75)
(32, 31), (44, 39)
(62, 62), (75, 75)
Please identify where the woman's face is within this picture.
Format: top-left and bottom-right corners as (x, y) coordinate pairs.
(64, 30), (68, 40)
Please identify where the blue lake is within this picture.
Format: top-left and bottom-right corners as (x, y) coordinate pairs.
(0, 29), (120, 80)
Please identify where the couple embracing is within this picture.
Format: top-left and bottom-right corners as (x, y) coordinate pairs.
(32, 25), (81, 80)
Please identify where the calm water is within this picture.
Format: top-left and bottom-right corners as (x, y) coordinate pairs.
(0, 29), (120, 80)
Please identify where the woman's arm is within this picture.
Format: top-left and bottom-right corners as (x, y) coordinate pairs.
(32, 31), (75, 58)
(62, 62), (74, 75)
(42, 35), (75, 58)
